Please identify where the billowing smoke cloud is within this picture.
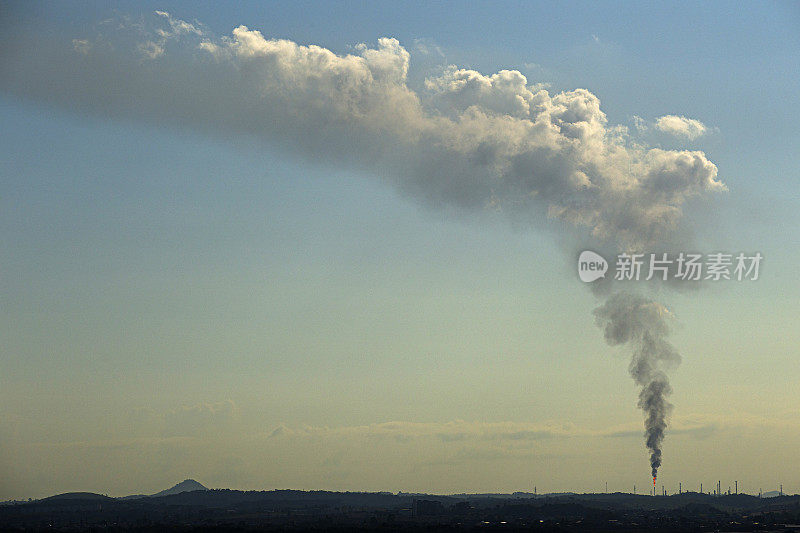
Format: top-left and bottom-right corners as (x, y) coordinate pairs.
(0, 12), (722, 479)
(0, 11), (725, 251)
(593, 293), (681, 479)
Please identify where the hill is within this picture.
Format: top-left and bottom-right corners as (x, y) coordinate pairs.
(42, 492), (112, 501)
(151, 478), (208, 497)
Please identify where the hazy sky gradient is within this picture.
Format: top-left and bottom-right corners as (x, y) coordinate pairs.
(1, 1), (799, 499)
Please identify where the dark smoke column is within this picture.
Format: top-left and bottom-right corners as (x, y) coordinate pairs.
(594, 292), (680, 480)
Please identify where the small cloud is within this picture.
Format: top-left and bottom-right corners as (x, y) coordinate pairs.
(654, 114), (709, 140)
(198, 40), (221, 57)
(154, 10), (202, 37)
(138, 40), (164, 59)
(134, 11), (205, 60)
(631, 115), (648, 133)
(413, 38), (444, 57)
(72, 39), (92, 55)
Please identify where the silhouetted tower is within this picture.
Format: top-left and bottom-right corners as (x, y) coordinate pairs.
(735, 481), (737, 495)
(679, 482), (681, 494)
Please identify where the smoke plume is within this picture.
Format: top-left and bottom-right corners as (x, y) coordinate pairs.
(593, 293), (681, 479)
(0, 11), (721, 478)
(0, 11), (725, 251)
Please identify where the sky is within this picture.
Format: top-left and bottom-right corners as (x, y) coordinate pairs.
(1, 1), (799, 500)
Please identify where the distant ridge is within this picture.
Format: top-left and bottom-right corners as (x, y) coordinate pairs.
(43, 492), (113, 501)
(151, 479), (209, 497)
(8, 489), (800, 531)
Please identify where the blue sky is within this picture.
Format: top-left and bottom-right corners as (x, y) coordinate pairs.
(1, 1), (799, 499)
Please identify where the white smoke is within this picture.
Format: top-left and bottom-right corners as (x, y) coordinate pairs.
(0, 12), (725, 251)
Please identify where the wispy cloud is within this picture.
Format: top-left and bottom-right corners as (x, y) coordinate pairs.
(264, 418), (720, 443)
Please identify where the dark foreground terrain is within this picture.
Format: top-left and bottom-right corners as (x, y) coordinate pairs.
(2, 489), (800, 532)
